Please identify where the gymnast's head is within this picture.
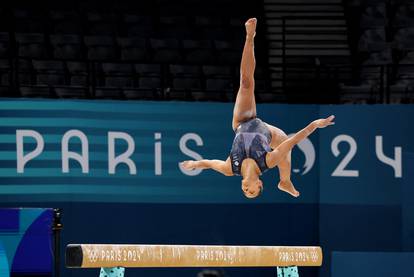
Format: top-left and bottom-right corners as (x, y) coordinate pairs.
(241, 177), (263, 199)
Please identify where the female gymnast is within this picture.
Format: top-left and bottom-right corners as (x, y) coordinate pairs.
(181, 18), (335, 199)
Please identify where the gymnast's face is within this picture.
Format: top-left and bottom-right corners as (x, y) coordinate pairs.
(241, 178), (263, 199)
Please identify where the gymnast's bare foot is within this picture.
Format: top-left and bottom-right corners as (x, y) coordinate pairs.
(181, 160), (197, 170)
(278, 180), (300, 198)
(245, 18), (257, 37)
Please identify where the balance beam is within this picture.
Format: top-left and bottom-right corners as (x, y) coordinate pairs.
(66, 244), (322, 268)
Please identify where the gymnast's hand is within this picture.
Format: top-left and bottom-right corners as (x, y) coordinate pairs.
(181, 160), (197, 171)
(313, 115), (335, 128)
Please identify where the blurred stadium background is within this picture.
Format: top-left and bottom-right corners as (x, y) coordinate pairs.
(0, 0), (412, 103)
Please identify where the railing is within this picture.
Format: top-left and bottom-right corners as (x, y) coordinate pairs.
(268, 62), (414, 103)
(1, 56), (413, 103)
(3, 57), (241, 101)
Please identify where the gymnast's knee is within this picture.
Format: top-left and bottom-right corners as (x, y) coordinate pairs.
(240, 75), (253, 89)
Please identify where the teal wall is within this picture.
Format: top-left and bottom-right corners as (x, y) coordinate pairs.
(0, 99), (412, 277)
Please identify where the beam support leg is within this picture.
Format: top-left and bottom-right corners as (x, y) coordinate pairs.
(99, 267), (125, 277)
(277, 266), (299, 277)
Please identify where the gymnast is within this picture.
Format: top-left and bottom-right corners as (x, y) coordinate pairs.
(181, 18), (335, 199)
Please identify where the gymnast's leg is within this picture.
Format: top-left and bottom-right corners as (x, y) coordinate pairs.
(232, 18), (258, 130)
(266, 123), (299, 197)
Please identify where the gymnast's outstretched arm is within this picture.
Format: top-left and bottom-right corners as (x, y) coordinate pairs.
(181, 158), (233, 176)
(266, 115), (335, 168)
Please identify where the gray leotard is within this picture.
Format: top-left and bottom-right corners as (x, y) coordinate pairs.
(229, 118), (272, 176)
